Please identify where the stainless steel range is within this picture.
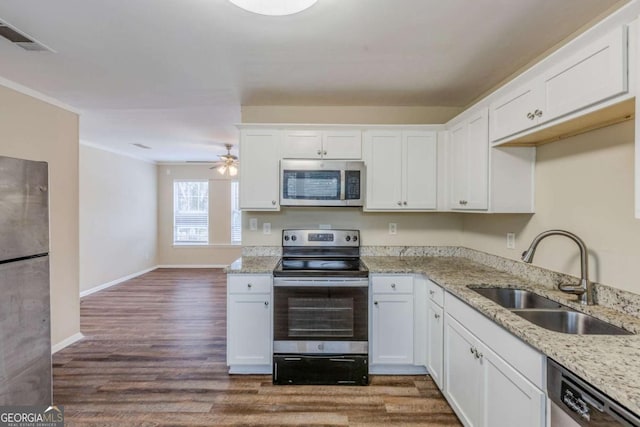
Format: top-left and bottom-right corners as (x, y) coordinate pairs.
(272, 229), (369, 385)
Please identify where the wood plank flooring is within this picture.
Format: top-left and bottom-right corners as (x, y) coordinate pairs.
(53, 268), (461, 426)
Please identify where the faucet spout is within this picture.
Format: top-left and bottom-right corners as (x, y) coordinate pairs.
(520, 230), (594, 305)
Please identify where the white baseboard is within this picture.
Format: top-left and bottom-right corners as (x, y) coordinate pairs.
(52, 332), (84, 354)
(156, 264), (229, 268)
(80, 266), (157, 298)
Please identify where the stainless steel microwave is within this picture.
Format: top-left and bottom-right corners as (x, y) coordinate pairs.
(280, 160), (365, 207)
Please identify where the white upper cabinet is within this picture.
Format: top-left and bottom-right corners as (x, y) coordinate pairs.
(448, 109), (489, 211)
(541, 26), (627, 122)
(282, 129), (362, 159)
(491, 26), (628, 143)
(365, 130), (438, 211)
(490, 81), (544, 142)
(239, 129), (281, 211)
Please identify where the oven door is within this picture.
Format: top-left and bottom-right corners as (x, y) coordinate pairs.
(273, 278), (368, 354)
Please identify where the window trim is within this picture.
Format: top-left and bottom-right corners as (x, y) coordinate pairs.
(173, 179), (210, 244)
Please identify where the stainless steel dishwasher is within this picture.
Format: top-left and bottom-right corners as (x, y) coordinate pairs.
(548, 358), (640, 426)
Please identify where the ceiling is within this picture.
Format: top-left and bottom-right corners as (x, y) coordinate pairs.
(0, 0), (625, 162)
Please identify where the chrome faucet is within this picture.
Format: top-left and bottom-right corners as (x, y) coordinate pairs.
(521, 230), (594, 305)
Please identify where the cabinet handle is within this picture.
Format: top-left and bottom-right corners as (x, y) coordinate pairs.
(264, 301), (269, 306)
(374, 301), (378, 306)
(317, 150), (322, 155)
(247, 283), (252, 288)
(470, 347), (475, 355)
(397, 201), (402, 206)
(403, 201), (407, 206)
(272, 200), (276, 205)
(391, 283), (396, 289)
(534, 109), (543, 117)
(323, 150), (327, 155)
(429, 290), (435, 296)
(527, 112), (535, 120)
(434, 313), (441, 319)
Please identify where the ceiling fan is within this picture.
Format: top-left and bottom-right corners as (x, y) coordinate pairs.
(210, 144), (239, 176)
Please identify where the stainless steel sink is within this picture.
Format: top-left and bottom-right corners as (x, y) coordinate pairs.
(472, 287), (565, 309)
(471, 287), (633, 335)
(513, 309), (632, 335)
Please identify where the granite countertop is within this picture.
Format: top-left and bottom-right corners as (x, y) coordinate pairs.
(363, 256), (640, 416)
(225, 256), (280, 274)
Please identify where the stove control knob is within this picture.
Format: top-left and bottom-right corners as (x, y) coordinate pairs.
(346, 236), (351, 242)
(284, 235), (290, 241)
(291, 235), (297, 242)
(353, 235), (358, 242)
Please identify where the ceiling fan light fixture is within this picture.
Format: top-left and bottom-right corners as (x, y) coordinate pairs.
(228, 165), (238, 176)
(228, 0), (318, 16)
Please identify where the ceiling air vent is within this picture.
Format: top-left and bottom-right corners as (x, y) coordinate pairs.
(0, 20), (54, 52)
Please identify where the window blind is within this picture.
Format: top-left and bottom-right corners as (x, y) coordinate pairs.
(174, 181), (209, 243)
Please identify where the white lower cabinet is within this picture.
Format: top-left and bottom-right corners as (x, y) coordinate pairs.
(227, 275), (272, 373)
(443, 294), (546, 427)
(426, 299), (444, 390)
(370, 275), (415, 367)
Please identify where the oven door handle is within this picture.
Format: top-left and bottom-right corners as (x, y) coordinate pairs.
(273, 278), (369, 288)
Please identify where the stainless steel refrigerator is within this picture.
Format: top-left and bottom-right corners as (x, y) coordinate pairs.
(0, 155), (52, 405)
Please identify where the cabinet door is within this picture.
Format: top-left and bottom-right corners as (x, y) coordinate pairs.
(227, 293), (272, 365)
(482, 345), (546, 427)
(542, 26), (627, 123)
(490, 81), (542, 141)
(403, 131), (437, 210)
(448, 122), (468, 209)
(449, 109), (489, 211)
(444, 314), (482, 427)
(364, 131), (404, 210)
(239, 129), (281, 210)
(426, 301), (444, 391)
(371, 293), (414, 365)
(282, 130), (323, 158)
(465, 111), (489, 210)
(322, 130), (362, 159)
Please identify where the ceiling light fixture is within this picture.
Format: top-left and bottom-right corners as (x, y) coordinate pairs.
(228, 0), (318, 16)
(211, 144), (239, 177)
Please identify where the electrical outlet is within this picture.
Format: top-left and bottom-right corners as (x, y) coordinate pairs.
(506, 232), (516, 249)
(389, 223), (397, 235)
(263, 223), (271, 235)
(249, 218), (258, 231)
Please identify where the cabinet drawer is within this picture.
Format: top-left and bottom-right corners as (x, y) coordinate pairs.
(228, 275), (272, 294)
(371, 275), (413, 294)
(426, 280), (444, 307)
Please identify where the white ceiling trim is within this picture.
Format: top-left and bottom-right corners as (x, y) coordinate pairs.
(0, 74), (79, 114)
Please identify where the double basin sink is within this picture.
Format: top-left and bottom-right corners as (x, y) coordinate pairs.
(472, 287), (633, 335)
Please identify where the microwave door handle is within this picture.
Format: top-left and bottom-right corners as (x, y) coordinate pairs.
(340, 170), (345, 201)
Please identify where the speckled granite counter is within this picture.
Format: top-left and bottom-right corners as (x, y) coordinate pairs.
(225, 256), (279, 274)
(363, 255), (640, 416)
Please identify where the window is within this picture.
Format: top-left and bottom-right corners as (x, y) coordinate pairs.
(231, 181), (241, 244)
(174, 181), (209, 244)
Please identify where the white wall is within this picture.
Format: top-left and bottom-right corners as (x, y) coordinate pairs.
(463, 120), (640, 294)
(0, 83), (80, 347)
(157, 164), (242, 266)
(79, 144), (158, 292)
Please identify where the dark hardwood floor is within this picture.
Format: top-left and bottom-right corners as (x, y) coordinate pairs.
(53, 268), (461, 426)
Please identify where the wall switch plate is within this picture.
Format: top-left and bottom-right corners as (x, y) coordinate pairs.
(319, 224), (331, 230)
(506, 232), (516, 249)
(389, 223), (397, 235)
(263, 223), (271, 235)
(249, 218), (258, 231)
